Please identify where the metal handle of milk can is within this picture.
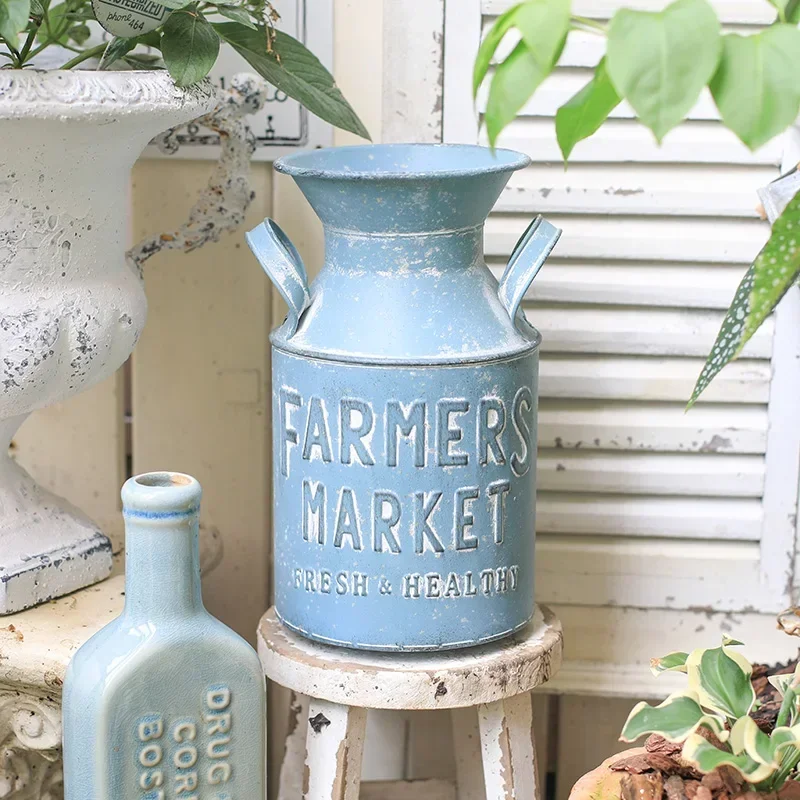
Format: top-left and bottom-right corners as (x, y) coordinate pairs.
(497, 215), (562, 328)
(246, 219), (312, 338)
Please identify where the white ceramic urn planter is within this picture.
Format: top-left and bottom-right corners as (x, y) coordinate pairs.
(0, 71), (216, 614)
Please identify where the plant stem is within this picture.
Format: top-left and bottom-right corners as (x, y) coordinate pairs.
(17, 27), (38, 64)
(59, 42), (105, 69)
(777, 687), (796, 729)
(571, 15), (607, 33)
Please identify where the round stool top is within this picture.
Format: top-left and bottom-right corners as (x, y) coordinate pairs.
(257, 605), (562, 710)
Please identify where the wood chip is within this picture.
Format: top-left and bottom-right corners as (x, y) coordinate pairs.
(695, 785), (713, 800)
(646, 735), (683, 757)
(611, 754), (655, 774)
(684, 780), (701, 799)
(665, 774), (687, 800)
(621, 772), (664, 800)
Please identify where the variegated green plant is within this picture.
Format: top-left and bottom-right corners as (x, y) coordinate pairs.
(622, 638), (800, 791)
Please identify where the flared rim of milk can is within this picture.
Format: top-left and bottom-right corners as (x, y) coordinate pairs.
(274, 143), (531, 181)
(121, 472), (202, 519)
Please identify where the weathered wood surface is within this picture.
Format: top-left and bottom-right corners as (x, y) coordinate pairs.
(258, 606), (562, 710)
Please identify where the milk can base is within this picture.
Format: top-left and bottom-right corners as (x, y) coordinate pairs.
(274, 606), (535, 652)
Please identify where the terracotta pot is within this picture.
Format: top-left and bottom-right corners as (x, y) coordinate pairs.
(569, 748), (647, 800)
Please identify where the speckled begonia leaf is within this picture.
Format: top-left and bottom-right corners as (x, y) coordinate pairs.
(689, 188), (800, 408)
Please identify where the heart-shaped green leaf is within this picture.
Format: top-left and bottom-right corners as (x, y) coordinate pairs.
(162, 8), (219, 87)
(485, 39), (545, 147)
(0, 0), (31, 46)
(556, 57), (621, 161)
(686, 644), (754, 720)
(473, 2), (522, 97)
(215, 23), (370, 140)
(710, 26), (800, 151)
(620, 691), (725, 743)
(606, 0), (721, 142)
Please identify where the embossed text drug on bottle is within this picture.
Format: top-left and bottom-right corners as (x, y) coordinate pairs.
(63, 472), (266, 799)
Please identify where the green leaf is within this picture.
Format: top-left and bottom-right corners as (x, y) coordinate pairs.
(511, 0), (570, 73)
(767, 0), (789, 21)
(746, 188), (800, 340)
(68, 22), (89, 44)
(606, 0), (721, 142)
(556, 57), (621, 161)
(473, 2), (523, 96)
(686, 644), (755, 719)
(38, 2), (68, 44)
(214, 23), (370, 140)
(99, 35), (138, 69)
(682, 733), (774, 783)
(162, 9), (219, 87)
(650, 651), (690, 676)
(215, 4), (257, 29)
(485, 40), (545, 147)
(28, 0), (43, 18)
(689, 189), (800, 407)
(0, 0), (31, 46)
(620, 691), (726, 743)
(709, 26), (800, 151)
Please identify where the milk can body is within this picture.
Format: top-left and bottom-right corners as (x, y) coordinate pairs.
(248, 144), (561, 651)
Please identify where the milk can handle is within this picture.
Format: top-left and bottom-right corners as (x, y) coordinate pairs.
(246, 219), (311, 339)
(497, 216), (562, 327)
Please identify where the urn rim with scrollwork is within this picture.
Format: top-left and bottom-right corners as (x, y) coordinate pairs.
(0, 70), (217, 120)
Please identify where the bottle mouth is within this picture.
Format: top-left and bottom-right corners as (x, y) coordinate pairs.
(122, 472), (201, 519)
(274, 143), (531, 181)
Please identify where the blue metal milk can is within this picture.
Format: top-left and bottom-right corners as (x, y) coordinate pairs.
(247, 143), (560, 651)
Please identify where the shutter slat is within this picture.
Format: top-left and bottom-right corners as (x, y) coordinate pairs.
(535, 536), (767, 610)
(489, 119), (782, 166)
(488, 262), (746, 309)
(538, 451), (765, 497)
(482, 0), (774, 24)
(536, 493), (762, 540)
(538, 357), (771, 403)
(538, 401), (768, 454)
(479, 74), (721, 122)
(532, 306), (773, 359)
(486, 213), (767, 263)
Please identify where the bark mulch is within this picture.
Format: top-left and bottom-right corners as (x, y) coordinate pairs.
(609, 656), (800, 800)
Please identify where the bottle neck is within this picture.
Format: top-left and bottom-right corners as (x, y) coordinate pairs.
(123, 510), (203, 619)
(323, 224), (484, 272)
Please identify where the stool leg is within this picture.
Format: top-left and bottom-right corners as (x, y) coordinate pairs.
(304, 699), (367, 800)
(451, 706), (485, 800)
(478, 692), (539, 800)
(279, 692), (311, 800)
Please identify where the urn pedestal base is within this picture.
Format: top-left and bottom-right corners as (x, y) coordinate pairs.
(0, 417), (112, 615)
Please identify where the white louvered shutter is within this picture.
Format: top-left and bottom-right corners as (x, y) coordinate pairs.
(442, 0), (800, 614)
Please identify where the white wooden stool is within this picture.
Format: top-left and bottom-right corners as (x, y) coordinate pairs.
(257, 605), (562, 800)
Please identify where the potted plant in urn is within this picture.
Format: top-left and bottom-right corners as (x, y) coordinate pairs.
(0, 0), (368, 613)
(569, 631), (800, 800)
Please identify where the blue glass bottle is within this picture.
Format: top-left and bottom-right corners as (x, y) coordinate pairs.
(63, 472), (266, 799)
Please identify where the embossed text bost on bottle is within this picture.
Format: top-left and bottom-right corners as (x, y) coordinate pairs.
(247, 143), (561, 651)
(62, 472), (267, 799)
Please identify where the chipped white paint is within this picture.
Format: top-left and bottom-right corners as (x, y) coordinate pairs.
(263, 605), (558, 800)
(304, 700), (367, 800)
(0, 71), (216, 614)
(479, 694), (539, 800)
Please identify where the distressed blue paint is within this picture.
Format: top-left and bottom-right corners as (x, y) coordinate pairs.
(63, 473), (266, 799)
(248, 143), (561, 651)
